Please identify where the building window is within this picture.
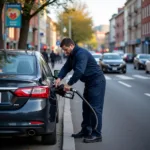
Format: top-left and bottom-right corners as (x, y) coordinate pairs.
(147, 6), (149, 17)
(149, 4), (150, 17)
(142, 8), (144, 19)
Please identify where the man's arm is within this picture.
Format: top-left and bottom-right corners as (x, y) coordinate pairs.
(58, 57), (72, 80)
(68, 52), (88, 86)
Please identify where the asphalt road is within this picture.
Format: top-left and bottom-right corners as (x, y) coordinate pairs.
(70, 63), (150, 150)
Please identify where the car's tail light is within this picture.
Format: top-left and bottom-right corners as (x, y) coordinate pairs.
(14, 86), (50, 98)
(30, 121), (44, 125)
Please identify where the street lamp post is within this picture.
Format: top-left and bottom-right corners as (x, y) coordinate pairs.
(37, 0), (40, 52)
(68, 16), (72, 39)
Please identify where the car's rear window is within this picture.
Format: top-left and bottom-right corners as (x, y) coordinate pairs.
(0, 53), (36, 75)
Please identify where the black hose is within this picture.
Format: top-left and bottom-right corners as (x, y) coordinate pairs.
(71, 88), (98, 131)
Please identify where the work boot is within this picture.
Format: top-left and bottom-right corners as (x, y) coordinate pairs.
(71, 131), (86, 138)
(83, 135), (102, 143)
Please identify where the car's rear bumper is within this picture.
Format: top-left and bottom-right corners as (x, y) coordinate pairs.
(0, 123), (55, 136)
(0, 99), (57, 136)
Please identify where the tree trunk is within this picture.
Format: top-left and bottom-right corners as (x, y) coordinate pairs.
(0, 3), (4, 49)
(18, 15), (30, 49)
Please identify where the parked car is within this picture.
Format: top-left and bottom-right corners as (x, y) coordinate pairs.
(99, 53), (126, 73)
(145, 59), (150, 74)
(92, 53), (102, 64)
(0, 50), (58, 145)
(123, 53), (134, 63)
(134, 54), (150, 70)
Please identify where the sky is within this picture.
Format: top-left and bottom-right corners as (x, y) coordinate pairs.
(80, 0), (127, 26)
(49, 0), (127, 26)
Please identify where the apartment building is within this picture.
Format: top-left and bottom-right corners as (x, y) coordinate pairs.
(109, 14), (116, 51)
(141, 0), (150, 53)
(115, 8), (125, 51)
(46, 16), (57, 51)
(125, 0), (142, 54)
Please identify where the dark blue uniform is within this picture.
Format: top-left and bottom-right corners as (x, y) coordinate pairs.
(58, 45), (106, 136)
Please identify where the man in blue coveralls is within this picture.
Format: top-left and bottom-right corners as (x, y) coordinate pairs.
(55, 38), (106, 143)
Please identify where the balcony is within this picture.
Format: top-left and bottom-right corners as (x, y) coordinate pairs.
(116, 23), (119, 27)
(134, 6), (138, 13)
(128, 25), (132, 30)
(128, 12), (132, 17)
(134, 21), (138, 28)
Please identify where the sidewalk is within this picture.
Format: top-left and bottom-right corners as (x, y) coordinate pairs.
(49, 61), (75, 150)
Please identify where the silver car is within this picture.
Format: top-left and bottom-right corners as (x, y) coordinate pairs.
(145, 59), (150, 74)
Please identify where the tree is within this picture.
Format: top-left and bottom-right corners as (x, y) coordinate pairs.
(57, 3), (93, 43)
(85, 34), (98, 50)
(0, 0), (73, 49)
(0, 0), (4, 49)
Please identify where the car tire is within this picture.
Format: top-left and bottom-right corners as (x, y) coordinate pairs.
(145, 67), (149, 74)
(122, 69), (126, 74)
(134, 64), (136, 69)
(42, 125), (57, 145)
(136, 64), (140, 70)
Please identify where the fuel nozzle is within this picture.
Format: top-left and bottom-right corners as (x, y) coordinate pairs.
(55, 84), (75, 99)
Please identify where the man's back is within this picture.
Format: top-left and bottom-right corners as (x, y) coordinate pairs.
(69, 45), (104, 83)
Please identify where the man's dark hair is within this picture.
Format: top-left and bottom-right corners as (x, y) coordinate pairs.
(60, 38), (75, 47)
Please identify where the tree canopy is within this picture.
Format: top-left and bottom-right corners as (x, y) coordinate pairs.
(57, 3), (93, 44)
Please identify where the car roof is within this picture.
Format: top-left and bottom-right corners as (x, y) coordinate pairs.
(103, 53), (120, 55)
(0, 49), (39, 56)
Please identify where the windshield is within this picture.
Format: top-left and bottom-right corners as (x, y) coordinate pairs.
(92, 55), (102, 59)
(139, 55), (150, 59)
(103, 55), (121, 60)
(0, 52), (36, 75)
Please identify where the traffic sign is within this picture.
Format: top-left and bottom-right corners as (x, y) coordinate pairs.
(56, 40), (60, 46)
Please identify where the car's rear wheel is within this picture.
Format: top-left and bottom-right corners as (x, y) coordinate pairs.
(42, 125), (57, 145)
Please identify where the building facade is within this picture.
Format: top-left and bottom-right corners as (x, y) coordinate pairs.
(141, 0), (150, 54)
(104, 32), (110, 51)
(109, 14), (116, 52)
(126, 0), (142, 54)
(115, 8), (125, 51)
(46, 16), (57, 52)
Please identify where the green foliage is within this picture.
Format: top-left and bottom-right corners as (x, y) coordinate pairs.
(57, 2), (93, 43)
(85, 34), (98, 50)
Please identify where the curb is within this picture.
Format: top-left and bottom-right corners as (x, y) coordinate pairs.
(62, 98), (75, 150)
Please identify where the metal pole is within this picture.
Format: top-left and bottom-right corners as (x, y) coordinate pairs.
(4, 3), (7, 50)
(37, 0), (40, 52)
(68, 16), (72, 39)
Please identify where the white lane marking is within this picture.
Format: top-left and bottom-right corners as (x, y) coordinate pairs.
(118, 81), (132, 88)
(144, 93), (150, 97)
(116, 75), (134, 80)
(133, 75), (150, 79)
(104, 75), (112, 80)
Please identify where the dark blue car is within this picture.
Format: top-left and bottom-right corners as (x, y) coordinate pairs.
(0, 50), (58, 145)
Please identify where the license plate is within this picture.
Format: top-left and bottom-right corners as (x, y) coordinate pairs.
(112, 67), (117, 71)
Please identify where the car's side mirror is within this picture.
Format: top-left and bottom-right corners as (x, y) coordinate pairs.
(54, 70), (60, 79)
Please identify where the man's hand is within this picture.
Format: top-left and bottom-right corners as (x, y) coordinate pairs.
(55, 78), (61, 88)
(64, 84), (72, 91)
